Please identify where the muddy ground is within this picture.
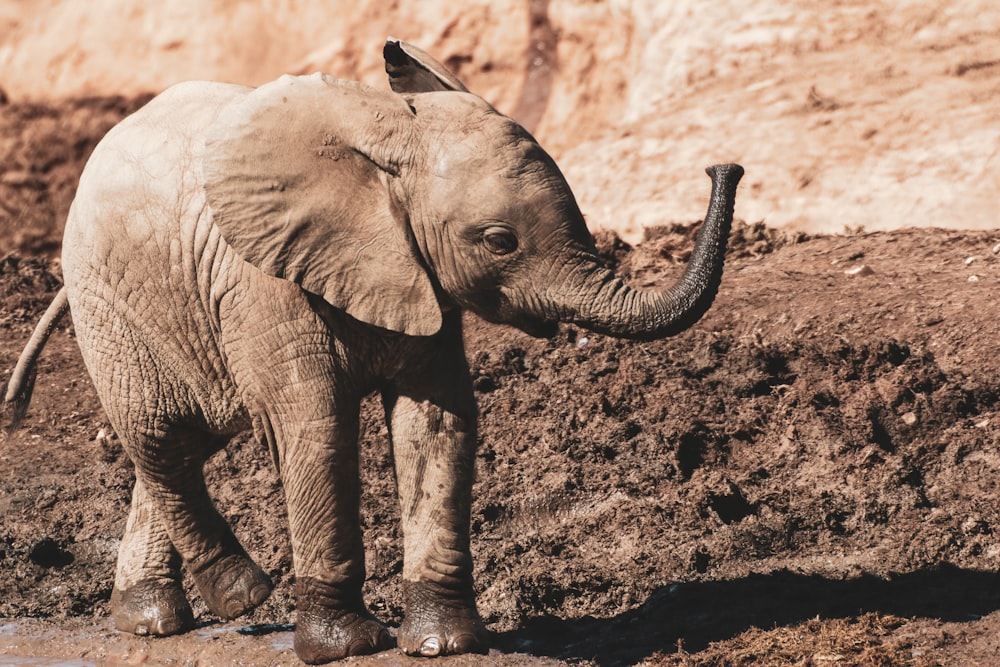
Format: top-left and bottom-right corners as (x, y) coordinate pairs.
(2, 99), (1000, 667)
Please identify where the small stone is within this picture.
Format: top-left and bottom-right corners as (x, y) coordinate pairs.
(901, 411), (918, 426)
(968, 275), (980, 282)
(927, 508), (950, 524)
(965, 256), (978, 265)
(992, 241), (1000, 254)
(962, 515), (988, 535)
(844, 264), (874, 277)
(1, 170), (36, 186)
(577, 336), (589, 347)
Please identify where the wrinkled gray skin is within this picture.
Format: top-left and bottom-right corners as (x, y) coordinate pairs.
(3, 41), (742, 664)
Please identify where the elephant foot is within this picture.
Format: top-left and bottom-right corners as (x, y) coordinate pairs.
(111, 579), (194, 636)
(294, 606), (393, 663)
(292, 576), (393, 663)
(398, 580), (488, 657)
(190, 552), (273, 620)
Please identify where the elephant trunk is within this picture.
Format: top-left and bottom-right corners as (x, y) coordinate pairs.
(553, 163), (743, 341)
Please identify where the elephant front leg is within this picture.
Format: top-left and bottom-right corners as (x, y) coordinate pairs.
(280, 414), (393, 663)
(385, 376), (488, 656)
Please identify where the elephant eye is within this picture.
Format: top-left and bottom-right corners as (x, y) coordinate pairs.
(482, 227), (519, 255)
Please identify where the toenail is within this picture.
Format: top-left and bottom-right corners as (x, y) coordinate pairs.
(419, 637), (441, 657)
(451, 632), (479, 653)
(225, 599), (245, 618)
(250, 583), (270, 605)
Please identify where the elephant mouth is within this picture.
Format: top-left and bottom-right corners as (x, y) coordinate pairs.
(480, 288), (560, 339)
(517, 317), (559, 339)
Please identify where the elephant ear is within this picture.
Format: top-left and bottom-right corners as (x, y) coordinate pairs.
(203, 73), (442, 336)
(383, 39), (470, 93)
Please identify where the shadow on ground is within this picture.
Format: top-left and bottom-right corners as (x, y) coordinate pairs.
(497, 564), (1000, 665)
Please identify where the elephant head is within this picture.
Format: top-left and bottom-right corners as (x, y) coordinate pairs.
(204, 40), (743, 341)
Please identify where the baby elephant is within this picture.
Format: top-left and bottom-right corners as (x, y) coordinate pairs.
(2, 40), (742, 663)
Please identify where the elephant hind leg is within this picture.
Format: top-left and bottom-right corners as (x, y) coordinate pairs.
(121, 427), (273, 622)
(191, 547), (273, 620)
(112, 476), (193, 636)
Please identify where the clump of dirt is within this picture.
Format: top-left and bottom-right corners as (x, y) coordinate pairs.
(0, 254), (63, 326)
(2, 221), (999, 665)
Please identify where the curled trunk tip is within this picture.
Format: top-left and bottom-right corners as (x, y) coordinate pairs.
(706, 162), (744, 182)
(555, 162), (744, 341)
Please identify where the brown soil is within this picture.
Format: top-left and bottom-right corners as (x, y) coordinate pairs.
(0, 95), (153, 258)
(3, 103), (1000, 667)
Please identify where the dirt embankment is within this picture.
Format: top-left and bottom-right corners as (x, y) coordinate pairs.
(2, 223), (1000, 664)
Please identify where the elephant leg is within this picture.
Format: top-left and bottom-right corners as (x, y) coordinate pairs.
(280, 410), (393, 663)
(111, 476), (193, 636)
(123, 428), (273, 621)
(384, 339), (488, 656)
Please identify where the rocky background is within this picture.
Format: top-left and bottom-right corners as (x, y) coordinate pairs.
(2, 0), (999, 248)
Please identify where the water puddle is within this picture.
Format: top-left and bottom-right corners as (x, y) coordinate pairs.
(0, 659), (95, 667)
(0, 618), (297, 666)
(1, 621), (94, 666)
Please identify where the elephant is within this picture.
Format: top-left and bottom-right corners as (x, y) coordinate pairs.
(1, 40), (743, 663)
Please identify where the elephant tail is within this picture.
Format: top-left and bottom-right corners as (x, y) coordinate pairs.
(2, 287), (69, 435)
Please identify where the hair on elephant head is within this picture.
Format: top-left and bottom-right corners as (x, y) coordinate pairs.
(205, 39), (743, 341)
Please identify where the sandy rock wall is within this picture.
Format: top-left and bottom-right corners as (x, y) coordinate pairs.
(559, 0), (1000, 237)
(0, 1), (530, 120)
(1, 0), (998, 239)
